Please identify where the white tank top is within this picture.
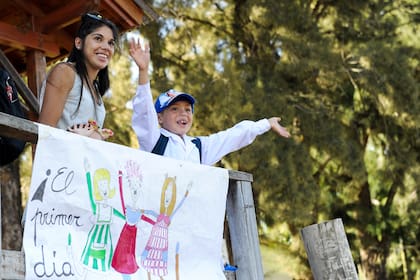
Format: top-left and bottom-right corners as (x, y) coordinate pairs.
(39, 66), (106, 130)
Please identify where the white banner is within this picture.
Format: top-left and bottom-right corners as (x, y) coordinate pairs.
(23, 125), (229, 280)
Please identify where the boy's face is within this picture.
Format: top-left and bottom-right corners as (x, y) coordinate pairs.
(158, 100), (193, 137)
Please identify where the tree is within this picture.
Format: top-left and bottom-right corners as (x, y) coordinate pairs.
(104, 34), (139, 148)
(136, 0), (419, 278)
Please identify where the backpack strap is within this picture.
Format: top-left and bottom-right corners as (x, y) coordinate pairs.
(151, 134), (169, 155)
(191, 137), (202, 163)
(151, 134), (202, 163)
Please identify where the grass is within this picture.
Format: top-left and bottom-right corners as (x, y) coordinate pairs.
(261, 244), (293, 280)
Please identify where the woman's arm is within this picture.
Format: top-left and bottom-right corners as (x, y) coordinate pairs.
(38, 63), (75, 127)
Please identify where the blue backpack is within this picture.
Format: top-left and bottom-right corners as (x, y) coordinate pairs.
(0, 69), (27, 166)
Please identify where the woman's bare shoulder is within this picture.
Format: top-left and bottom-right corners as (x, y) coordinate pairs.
(50, 62), (75, 75)
(46, 62), (76, 89)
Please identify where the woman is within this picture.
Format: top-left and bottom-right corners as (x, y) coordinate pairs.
(38, 12), (117, 140)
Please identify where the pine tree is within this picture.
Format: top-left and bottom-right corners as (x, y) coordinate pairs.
(135, 0), (419, 278)
(104, 35), (139, 148)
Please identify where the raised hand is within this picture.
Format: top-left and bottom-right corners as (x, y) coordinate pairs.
(268, 117), (291, 138)
(129, 38), (150, 71)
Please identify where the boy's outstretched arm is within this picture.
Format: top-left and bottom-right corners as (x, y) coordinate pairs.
(268, 117), (291, 138)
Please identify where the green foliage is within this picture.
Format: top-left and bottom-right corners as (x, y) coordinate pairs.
(117, 0), (419, 278)
(12, 0), (417, 278)
(103, 35), (138, 148)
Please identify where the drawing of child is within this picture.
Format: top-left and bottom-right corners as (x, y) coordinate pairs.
(112, 160), (145, 279)
(80, 158), (124, 273)
(140, 175), (191, 278)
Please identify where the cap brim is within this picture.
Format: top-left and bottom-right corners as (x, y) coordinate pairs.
(155, 92), (196, 113)
(169, 94), (195, 106)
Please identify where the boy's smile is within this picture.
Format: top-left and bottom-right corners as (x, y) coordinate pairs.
(158, 100), (193, 137)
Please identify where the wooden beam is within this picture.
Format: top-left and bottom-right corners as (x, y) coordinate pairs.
(25, 14), (47, 101)
(226, 179), (264, 280)
(11, 1), (77, 53)
(133, 0), (160, 23)
(12, 0), (44, 17)
(228, 170), (253, 182)
(104, 0), (143, 27)
(0, 250), (25, 280)
(0, 22), (59, 57)
(53, 32), (75, 53)
(0, 112), (38, 143)
(39, 1), (97, 33)
(301, 219), (359, 279)
(26, 50), (46, 99)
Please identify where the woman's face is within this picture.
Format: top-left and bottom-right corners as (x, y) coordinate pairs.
(79, 25), (115, 74)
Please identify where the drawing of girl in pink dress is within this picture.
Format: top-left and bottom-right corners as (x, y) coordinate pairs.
(140, 175), (191, 279)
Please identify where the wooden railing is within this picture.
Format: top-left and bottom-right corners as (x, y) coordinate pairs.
(0, 112), (264, 280)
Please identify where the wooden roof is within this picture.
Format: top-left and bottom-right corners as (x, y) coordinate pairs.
(0, 0), (158, 116)
(0, 0), (158, 72)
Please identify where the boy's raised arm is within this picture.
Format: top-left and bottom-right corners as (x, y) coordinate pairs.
(129, 37), (161, 152)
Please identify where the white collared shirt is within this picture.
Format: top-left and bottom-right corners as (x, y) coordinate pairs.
(132, 83), (271, 165)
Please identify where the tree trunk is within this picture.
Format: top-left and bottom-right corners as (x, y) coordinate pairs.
(359, 246), (388, 280)
(0, 160), (23, 250)
(357, 181), (389, 279)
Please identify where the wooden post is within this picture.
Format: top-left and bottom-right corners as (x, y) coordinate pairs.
(226, 171), (264, 280)
(300, 218), (358, 280)
(26, 50), (46, 99)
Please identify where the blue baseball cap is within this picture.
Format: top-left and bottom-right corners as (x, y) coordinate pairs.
(154, 89), (195, 113)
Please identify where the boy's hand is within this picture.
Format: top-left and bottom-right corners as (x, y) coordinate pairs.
(129, 38), (150, 71)
(268, 117), (291, 138)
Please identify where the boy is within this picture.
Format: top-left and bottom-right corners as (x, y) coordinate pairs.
(130, 39), (290, 165)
